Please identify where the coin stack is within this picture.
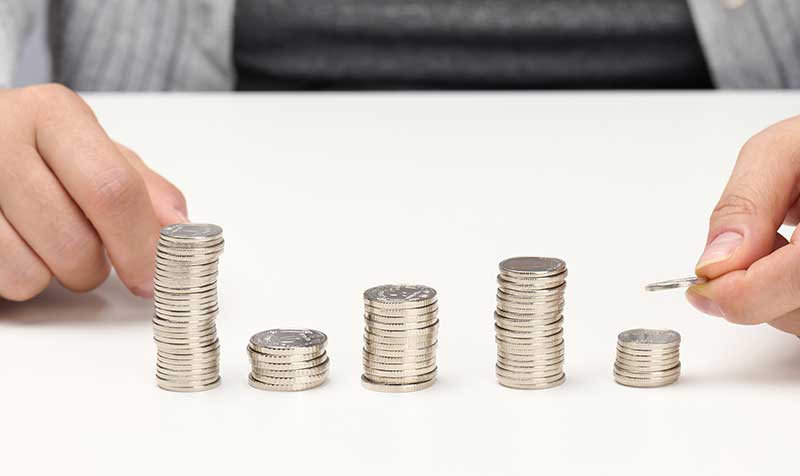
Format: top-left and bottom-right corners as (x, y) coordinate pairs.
(248, 329), (330, 391)
(494, 257), (567, 390)
(152, 223), (224, 392)
(614, 328), (681, 388)
(362, 284), (439, 393)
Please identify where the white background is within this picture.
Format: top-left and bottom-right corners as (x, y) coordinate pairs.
(1, 93), (798, 475)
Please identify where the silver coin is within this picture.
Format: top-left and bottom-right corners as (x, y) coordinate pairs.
(248, 374), (326, 392)
(252, 359), (330, 378)
(496, 272), (567, 290)
(249, 328), (327, 354)
(363, 317), (439, 331)
(362, 348), (436, 364)
(161, 223), (223, 240)
(495, 364), (563, 379)
(644, 276), (706, 292)
(157, 243), (225, 258)
(497, 343), (565, 360)
(361, 374), (436, 393)
(499, 257), (566, 277)
(618, 328), (681, 347)
(497, 355), (564, 370)
(363, 284), (437, 309)
(615, 359), (680, 373)
(157, 376), (221, 393)
(158, 237), (224, 249)
(250, 371), (328, 386)
(364, 320), (439, 337)
(364, 310), (439, 324)
(496, 372), (566, 390)
(613, 362), (681, 379)
(364, 304), (438, 317)
(613, 372), (679, 388)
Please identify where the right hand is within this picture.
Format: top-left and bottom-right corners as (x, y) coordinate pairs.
(0, 84), (187, 301)
(687, 114), (800, 336)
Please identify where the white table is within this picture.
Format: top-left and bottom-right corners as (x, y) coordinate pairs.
(1, 93), (798, 475)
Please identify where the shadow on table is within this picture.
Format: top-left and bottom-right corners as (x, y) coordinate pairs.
(0, 277), (150, 326)
(681, 338), (800, 388)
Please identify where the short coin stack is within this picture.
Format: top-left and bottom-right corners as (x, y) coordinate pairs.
(248, 329), (329, 391)
(362, 284), (439, 393)
(152, 223), (224, 392)
(614, 328), (681, 388)
(494, 257), (567, 390)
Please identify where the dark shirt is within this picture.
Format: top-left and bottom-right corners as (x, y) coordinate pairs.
(234, 0), (711, 90)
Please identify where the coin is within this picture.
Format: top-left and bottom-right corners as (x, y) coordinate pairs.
(160, 223), (223, 241)
(363, 284), (438, 309)
(618, 328), (681, 348)
(249, 329), (327, 355)
(613, 328), (682, 388)
(252, 359), (331, 378)
(644, 276), (707, 292)
(499, 257), (566, 277)
(250, 354), (329, 371)
(496, 372), (566, 390)
(360, 375), (436, 393)
(248, 374), (326, 392)
(246, 328), (330, 391)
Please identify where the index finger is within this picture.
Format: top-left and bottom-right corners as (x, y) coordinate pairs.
(25, 85), (159, 297)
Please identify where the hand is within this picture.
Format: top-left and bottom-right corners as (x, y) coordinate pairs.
(686, 115), (800, 336)
(0, 84), (187, 301)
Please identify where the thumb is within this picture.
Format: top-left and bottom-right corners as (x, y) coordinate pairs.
(696, 118), (800, 279)
(114, 142), (189, 226)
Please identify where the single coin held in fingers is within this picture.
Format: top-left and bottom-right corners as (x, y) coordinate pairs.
(644, 276), (707, 292)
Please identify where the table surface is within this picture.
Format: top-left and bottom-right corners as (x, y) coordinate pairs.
(1, 92), (798, 475)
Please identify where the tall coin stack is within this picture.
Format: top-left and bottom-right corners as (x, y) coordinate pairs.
(362, 284), (439, 393)
(248, 329), (330, 392)
(494, 257), (567, 390)
(614, 328), (681, 388)
(152, 223), (224, 392)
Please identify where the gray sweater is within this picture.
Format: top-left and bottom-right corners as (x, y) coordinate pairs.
(1, 0), (799, 90)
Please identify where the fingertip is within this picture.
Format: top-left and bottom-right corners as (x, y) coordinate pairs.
(129, 281), (154, 299)
(686, 286), (725, 318)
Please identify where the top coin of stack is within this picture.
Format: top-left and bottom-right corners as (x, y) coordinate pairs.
(362, 284), (439, 393)
(614, 328), (681, 388)
(494, 257), (567, 390)
(153, 223), (224, 392)
(248, 329), (330, 392)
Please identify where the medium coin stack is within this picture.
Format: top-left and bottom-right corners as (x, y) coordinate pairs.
(152, 223), (224, 392)
(614, 328), (681, 388)
(494, 257), (567, 390)
(362, 284), (439, 393)
(248, 329), (329, 391)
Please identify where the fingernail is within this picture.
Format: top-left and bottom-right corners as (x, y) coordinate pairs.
(686, 286), (724, 318)
(696, 231), (743, 270)
(131, 282), (154, 299)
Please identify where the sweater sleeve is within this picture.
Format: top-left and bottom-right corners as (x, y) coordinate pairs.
(687, 0), (800, 89)
(0, 0), (35, 88)
(49, 0), (236, 91)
